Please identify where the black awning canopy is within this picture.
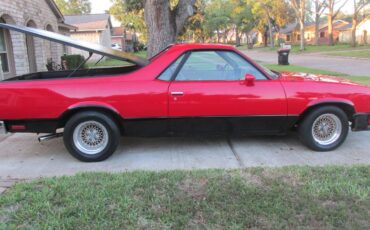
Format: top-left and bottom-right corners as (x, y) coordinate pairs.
(0, 23), (149, 67)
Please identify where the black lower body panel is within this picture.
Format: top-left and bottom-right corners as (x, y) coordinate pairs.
(3, 116), (299, 137)
(4, 119), (59, 133)
(352, 113), (370, 131)
(123, 116), (299, 137)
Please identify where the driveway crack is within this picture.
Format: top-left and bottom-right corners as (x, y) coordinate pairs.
(227, 137), (245, 168)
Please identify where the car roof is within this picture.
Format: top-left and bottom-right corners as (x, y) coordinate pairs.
(170, 43), (235, 51)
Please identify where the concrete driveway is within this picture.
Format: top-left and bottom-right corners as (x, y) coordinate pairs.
(0, 131), (369, 180)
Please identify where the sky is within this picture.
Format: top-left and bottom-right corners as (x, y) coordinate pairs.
(90, 0), (113, 14)
(90, 0), (121, 26)
(89, 0), (361, 20)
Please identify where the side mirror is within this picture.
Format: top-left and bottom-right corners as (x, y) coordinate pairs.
(244, 74), (255, 86)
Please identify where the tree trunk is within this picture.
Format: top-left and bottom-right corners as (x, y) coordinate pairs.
(328, 14), (334, 46)
(264, 31), (268, 47)
(299, 19), (305, 51)
(144, 0), (195, 58)
(267, 17), (274, 47)
(315, 13), (320, 45)
(235, 27), (240, 46)
(351, 14), (358, 47)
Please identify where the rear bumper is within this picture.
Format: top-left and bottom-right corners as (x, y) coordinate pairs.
(352, 113), (370, 131)
(0, 121), (7, 134)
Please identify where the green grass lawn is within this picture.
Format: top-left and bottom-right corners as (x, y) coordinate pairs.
(325, 49), (370, 59)
(87, 51), (148, 68)
(250, 44), (370, 54)
(1, 166), (369, 229)
(264, 64), (370, 86)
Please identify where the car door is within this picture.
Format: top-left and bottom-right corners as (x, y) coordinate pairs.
(166, 50), (288, 135)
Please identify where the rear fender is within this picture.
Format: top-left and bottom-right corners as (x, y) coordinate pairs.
(59, 102), (124, 133)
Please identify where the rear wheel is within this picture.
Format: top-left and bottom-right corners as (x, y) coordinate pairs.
(63, 111), (120, 162)
(298, 106), (349, 151)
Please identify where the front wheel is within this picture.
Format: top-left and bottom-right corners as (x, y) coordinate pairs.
(63, 111), (120, 162)
(298, 106), (349, 151)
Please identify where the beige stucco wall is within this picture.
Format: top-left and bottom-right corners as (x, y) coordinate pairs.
(0, 0), (65, 78)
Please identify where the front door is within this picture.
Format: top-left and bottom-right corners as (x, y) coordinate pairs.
(167, 50), (288, 135)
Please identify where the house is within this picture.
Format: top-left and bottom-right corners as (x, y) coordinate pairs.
(111, 27), (137, 52)
(0, 0), (74, 80)
(64, 14), (112, 60)
(339, 16), (370, 44)
(279, 20), (350, 45)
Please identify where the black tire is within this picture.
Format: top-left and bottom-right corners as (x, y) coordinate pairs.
(63, 111), (120, 162)
(298, 106), (349, 151)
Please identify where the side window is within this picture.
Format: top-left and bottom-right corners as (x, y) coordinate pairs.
(157, 54), (185, 81)
(222, 52), (266, 80)
(175, 51), (234, 81)
(175, 51), (266, 81)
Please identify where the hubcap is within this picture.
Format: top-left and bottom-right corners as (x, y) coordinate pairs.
(73, 121), (109, 155)
(312, 113), (342, 146)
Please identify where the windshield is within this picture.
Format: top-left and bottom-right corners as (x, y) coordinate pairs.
(259, 65), (280, 79)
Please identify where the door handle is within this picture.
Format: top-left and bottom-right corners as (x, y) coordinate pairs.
(171, 92), (184, 96)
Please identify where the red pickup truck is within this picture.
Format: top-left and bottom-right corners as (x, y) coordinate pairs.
(0, 23), (369, 162)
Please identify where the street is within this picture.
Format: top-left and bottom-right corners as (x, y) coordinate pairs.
(243, 49), (370, 77)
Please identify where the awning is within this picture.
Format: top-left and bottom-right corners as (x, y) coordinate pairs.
(0, 23), (149, 67)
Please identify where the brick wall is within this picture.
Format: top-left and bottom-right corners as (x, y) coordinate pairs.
(0, 0), (64, 78)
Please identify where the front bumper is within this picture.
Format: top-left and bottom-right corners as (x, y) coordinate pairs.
(0, 121), (7, 134)
(352, 113), (370, 131)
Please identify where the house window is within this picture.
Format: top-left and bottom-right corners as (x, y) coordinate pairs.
(0, 27), (10, 73)
(286, 34), (291, 42)
(297, 34), (301, 40)
(320, 32), (325, 38)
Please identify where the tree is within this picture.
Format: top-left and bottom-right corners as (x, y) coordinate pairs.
(111, 0), (196, 58)
(204, 0), (232, 43)
(109, 1), (147, 42)
(230, 0), (255, 46)
(314, 0), (327, 45)
(290, 0), (307, 51)
(350, 0), (370, 46)
(249, 0), (294, 47)
(179, 0), (208, 43)
(55, 0), (91, 15)
(326, 0), (347, 46)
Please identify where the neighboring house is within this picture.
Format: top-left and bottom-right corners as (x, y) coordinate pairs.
(65, 14), (112, 60)
(279, 20), (350, 45)
(339, 16), (370, 44)
(0, 0), (74, 80)
(111, 27), (137, 52)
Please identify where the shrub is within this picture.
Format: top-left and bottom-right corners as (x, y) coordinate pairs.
(61, 54), (86, 70)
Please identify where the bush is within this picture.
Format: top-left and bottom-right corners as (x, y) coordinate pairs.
(61, 54), (86, 70)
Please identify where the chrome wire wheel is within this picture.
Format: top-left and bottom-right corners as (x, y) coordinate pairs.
(73, 121), (109, 155)
(311, 113), (342, 146)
